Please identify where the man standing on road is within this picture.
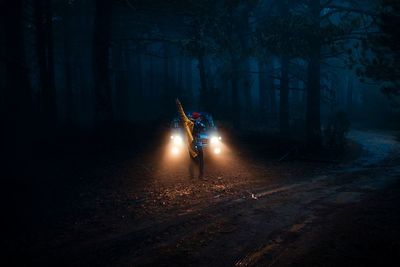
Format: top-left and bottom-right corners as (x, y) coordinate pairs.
(175, 99), (206, 179)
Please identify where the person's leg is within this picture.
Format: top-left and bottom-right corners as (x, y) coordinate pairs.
(189, 152), (195, 179)
(190, 140), (204, 179)
(197, 147), (204, 179)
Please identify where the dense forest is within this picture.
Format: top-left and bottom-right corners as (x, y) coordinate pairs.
(1, 0), (400, 157)
(3, 1), (400, 266)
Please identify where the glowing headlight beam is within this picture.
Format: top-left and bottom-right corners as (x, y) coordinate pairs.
(214, 147), (221, 154)
(211, 136), (219, 145)
(173, 135), (183, 145)
(171, 146), (179, 155)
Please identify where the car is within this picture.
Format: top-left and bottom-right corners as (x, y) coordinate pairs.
(169, 112), (222, 156)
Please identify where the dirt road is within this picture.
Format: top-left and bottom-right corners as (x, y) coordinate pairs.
(21, 130), (400, 266)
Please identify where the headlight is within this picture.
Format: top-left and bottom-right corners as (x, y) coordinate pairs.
(210, 136), (219, 145)
(173, 135), (183, 145)
(171, 146), (179, 155)
(214, 147), (221, 154)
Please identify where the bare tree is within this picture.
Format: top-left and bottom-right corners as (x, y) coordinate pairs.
(93, 0), (113, 125)
(35, 0), (56, 126)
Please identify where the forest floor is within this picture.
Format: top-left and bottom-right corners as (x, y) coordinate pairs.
(6, 129), (400, 266)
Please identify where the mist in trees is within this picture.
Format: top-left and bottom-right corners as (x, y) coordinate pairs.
(1, 0), (399, 156)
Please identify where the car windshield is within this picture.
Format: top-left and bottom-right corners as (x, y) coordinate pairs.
(171, 114), (215, 131)
(200, 116), (214, 130)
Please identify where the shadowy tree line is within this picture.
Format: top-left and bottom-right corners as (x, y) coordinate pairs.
(0, 0), (394, 157)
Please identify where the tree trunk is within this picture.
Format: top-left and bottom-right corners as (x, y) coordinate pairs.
(266, 59), (276, 117)
(306, 0), (322, 148)
(197, 50), (208, 110)
(136, 52), (143, 99)
(228, 49), (243, 129)
(279, 0), (290, 136)
(163, 43), (170, 95)
(149, 53), (154, 96)
(35, 0), (57, 126)
(125, 41), (134, 120)
(241, 2), (255, 119)
(115, 43), (129, 121)
(44, 0), (56, 124)
(346, 74), (353, 112)
(231, 73), (240, 129)
(2, 0), (32, 163)
(93, 0), (113, 126)
(258, 61), (267, 114)
(280, 56), (290, 136)
(185, 58), (193, 99)
(306, 53), (321, 147)
(177, 52), (183, 96)
(63, 2), (73, 126)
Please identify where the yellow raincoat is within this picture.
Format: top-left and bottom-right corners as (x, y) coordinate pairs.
(176, 99), (198, 158)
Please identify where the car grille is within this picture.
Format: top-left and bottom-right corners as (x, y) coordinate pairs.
(200, 138), (209, 145)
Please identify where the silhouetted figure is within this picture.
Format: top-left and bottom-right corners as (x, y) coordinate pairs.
(176, 99), (206, 179)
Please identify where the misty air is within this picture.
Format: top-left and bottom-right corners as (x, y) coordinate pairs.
(2, 0), (400, 266)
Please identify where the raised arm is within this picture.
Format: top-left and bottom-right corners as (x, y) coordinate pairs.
(175, 99), (197, 157)
(175, 98), (190, 125)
